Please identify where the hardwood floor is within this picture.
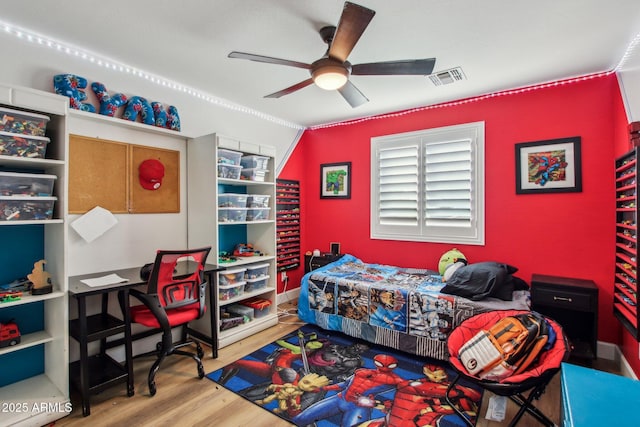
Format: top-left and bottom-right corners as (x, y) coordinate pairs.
(54, 304), (619, 427)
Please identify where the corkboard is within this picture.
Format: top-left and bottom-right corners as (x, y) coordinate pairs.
(129, 145), (180, 213)
(69, 135), (129, 213)
(69, 135), (180, 214)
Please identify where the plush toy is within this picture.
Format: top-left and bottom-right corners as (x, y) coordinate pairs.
(53, 74), (95, 112)
(438, 248), (467, 276)
(91, 82), (127, 117)
(166, 105), (181, 131)
(151, 102), (167, 127)
(122, 96), (154, 125)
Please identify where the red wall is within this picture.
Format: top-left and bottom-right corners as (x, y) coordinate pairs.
(278, 74), (637, 372)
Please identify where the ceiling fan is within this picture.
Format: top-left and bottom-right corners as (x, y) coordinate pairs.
(228, 1), (436, 108)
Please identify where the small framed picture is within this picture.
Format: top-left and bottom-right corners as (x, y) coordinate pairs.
(320, 162), (351, 199)
(515, 137), (582, 194)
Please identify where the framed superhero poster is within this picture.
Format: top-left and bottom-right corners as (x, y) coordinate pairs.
(515, 136), (582, 194)
(320, 162), (351, 199)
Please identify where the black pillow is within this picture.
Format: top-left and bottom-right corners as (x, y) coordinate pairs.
(440, 261), (519, 301)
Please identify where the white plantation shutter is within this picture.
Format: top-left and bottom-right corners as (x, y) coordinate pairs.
(371, 122), (484, 245)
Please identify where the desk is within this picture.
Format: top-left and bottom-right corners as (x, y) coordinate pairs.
(68, 263), (223, 417)
(561, 362), (640, 426)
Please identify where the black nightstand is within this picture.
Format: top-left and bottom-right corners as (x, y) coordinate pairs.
(304, 253), (343, 274)
(531, 274), (599, 362)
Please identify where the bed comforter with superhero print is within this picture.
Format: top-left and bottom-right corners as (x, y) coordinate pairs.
(298, 254), (530, 361)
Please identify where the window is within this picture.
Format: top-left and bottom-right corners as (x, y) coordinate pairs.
(370, 121), (484, 245)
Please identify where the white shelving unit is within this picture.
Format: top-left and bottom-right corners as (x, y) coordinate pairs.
(0, 86), (70, 427)
(187, 134), (278, 349)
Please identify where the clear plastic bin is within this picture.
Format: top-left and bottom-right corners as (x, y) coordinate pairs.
(245, 263), (269, 279)
(218, 207), (248, 222)
(241, 155), (270, 169)
(244, 275), (269, 293)
(227, 304), (254, 320)
(219, 281), (245, 301)
(246, 194), (271, 208)
(218, 164), (242, 180)
(218, 267), (247, 286)
(0, 172), (56, 196)
(217, 148), (243, 166)
(218, 193), (248, 208)
(0, 106), (50, 136)
(0, 131), (50, 158)
(240, 298), (272, 318)
(246, 208), (270, 221)
(0, 196), (56, 221)
(241, 168), (268, 182)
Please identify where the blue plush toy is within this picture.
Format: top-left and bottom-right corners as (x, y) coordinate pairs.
(122, 96), (154, 125)
(151, 102), (167, 127)
(91, 82), (127, 117)
(167, 105), (181, 131)
(53, 74), (95, 112)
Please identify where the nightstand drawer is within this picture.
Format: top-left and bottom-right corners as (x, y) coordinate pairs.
(533, 286), (594, 311)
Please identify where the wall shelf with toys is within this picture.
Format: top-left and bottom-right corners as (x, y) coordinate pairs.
(187, 133), (278, 349)
(276, 179), (301, 272)
(0, 84), (70, 427)
(614, 147), (639, 340)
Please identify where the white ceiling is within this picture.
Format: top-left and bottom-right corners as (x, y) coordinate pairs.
(4, 0), (640, 128)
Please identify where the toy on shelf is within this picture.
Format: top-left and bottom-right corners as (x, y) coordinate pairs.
(0, 320), (20, 347)
(233, 243), (264, 257)
(0, 290), (22, 303)
(27, 259), (53, 295)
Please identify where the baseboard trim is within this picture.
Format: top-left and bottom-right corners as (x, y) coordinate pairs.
(276, 288), (300, 306)
(598, 340), (637, 380)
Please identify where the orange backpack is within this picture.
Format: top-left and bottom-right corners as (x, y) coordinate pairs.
(458, 312), (549, 381)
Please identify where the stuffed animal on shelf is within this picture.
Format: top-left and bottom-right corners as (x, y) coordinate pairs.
(91, 82), (127, 117)
(122, 96), (154, 125)
(53, 74), (96, 112)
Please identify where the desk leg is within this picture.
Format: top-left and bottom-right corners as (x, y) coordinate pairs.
(209, 272), (218, 359)
(77, 296), (91, 417)
(120, 289), (135, 396)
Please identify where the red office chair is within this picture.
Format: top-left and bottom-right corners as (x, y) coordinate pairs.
(446, 310), (570, 427)
(124, 247), (211, 396)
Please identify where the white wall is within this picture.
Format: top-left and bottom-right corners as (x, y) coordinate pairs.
(0, 30), (301, 277)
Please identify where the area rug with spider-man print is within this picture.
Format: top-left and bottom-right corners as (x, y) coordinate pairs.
(207, 324), (483, 427)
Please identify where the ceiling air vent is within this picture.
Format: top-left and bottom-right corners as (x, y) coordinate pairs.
(428, 67), (466, 86)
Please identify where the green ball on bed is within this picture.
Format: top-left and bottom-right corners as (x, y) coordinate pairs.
(438, 248), (467, 276)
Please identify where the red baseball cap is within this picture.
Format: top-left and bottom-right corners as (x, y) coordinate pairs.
(139, 159), (165, 190)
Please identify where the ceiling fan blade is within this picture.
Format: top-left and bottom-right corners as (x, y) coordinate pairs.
(228, 51), (311, 70)
(264, 78), (314, 98)
(328, 2), (375, 62)
(352, 58), (437, 76)
(338, 80), (369, 108)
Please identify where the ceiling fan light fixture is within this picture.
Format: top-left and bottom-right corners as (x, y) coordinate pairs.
(312, 64), (349, 90)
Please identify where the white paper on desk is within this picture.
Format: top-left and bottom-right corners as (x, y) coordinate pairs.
(80, 274), (129, 287)
(71, 206), (118, 243)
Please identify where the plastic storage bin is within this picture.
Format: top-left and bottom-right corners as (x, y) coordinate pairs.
(241, 168), (268, 182)
(0, 106), (50, 136)
(0, 172), (56, 196)
(240, 298), (272, 319)
(218, 267), (247, 286)
(244, 275), (269, 293)
(245, 263), (269, 279)
(0, 131), (50, 158)
(246, 208), (270, 221)
(226, 304), (254, 321)
(218, 207), (248, 223)
(217, 148), (243, 166)
(219, 281), (245, 301)
(218, 193), (248, 208)
(220, 309), (245, 331)
(246, 194), (271, 208)
(218, 163), (242, 180)
(241, 155), (270, 169)
(0, 196), (56, 221)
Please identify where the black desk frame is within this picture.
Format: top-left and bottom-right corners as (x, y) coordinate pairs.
(68, 264), (222, 417)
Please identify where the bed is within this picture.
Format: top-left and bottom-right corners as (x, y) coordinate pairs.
(297, 254), (531, 361)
